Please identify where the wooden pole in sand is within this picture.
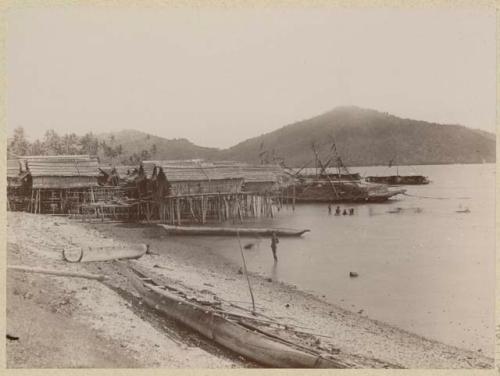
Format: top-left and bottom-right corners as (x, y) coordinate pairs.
(8, 265), (107, 281)
(236, 230), (256, 315)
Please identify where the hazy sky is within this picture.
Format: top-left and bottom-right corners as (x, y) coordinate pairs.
(6, 6), (496, 148)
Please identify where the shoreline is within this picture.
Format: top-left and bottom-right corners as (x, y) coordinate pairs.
(6, 212), (494, 369)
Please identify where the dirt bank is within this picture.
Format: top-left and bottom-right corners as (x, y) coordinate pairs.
(6, 212), (494, 369)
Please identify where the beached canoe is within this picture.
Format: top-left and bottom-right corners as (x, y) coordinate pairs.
(62, 244), (147, 263)
(158, 224), (310, 237)
(123, 266), (350, 368)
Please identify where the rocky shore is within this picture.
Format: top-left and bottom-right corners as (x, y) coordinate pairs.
(6, 212), (494, 369)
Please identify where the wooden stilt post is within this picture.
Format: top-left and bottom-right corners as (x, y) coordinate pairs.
(176, 198), (181, 225)
(29, 190), (33, 213)
(202, 195), (206, 224)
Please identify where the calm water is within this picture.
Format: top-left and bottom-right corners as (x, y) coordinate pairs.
(172, 164), (496, 356)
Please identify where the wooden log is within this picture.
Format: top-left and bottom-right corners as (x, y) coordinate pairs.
(63, 244), (147, 263)
(8, 265), (107, 281)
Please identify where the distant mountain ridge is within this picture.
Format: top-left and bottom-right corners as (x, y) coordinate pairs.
(98, 107), (495, 166)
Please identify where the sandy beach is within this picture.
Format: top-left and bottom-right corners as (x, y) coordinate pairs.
(6, 212), (494, 369)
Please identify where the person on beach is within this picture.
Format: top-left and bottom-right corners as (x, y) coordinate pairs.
(271, 232), (279, 262)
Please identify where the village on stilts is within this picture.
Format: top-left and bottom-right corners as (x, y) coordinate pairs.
(6, 142), (494, 369)
(6, 6), (496, 370)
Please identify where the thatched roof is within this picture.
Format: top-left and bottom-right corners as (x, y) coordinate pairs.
(164, 166), (243, 182)
(22, 155), (99, 178)
(239, 165), (285, 183)
(142, 160), (288, 184)
(7, 159), (22, 179)
(143, 161), (243, 182)
(209, 163), (286, 183)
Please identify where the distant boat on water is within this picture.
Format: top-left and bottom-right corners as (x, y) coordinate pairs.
(364, 158), (430, 186)
(365, 175), (430, 185)
(283, 141), (405, 203)
(288, 179), (405, 203)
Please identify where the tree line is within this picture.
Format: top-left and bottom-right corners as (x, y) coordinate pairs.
(7, 127), (156, 165)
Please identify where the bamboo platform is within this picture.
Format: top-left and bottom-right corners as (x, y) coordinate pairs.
(145, 192), (290, 225)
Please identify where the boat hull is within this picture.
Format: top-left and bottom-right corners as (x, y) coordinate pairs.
(125, 267), (349, 368)
(158, 224), (310, 237)
(365, 175), (430, 185)
(287, 181), (405, 203)
(292, 190), (406, 203)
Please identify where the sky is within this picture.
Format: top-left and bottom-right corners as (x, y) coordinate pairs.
(6, 5), (496, 148)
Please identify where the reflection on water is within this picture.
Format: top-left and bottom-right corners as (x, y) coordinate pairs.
(270, 262), (278, 282)
(172, 164), (496, 356)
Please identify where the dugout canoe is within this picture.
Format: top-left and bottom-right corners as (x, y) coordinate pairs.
(123, 266), (350, 368)
(62, 244), (148, 263)
(158, 224), (310, 237)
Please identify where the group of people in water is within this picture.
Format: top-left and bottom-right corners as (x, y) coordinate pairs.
(328, 204), (355, 216)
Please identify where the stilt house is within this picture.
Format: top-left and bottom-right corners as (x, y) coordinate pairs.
(21, 155), (100, 214)
(143, 161), (244, 197)
(7, 159), (30, 211)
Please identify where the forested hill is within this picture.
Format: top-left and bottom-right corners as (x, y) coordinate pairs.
(217, 106), (496, 166)
(96, 129), (218, 163)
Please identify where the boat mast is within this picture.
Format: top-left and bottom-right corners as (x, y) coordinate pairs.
(389, 156), (398, 176)
(311, 142), (339, 199)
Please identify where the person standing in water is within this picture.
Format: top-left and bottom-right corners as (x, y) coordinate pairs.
(328, 203), (332, 215)
(271, 232), (279, 262)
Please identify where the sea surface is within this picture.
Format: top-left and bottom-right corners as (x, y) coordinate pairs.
(169, 164), (496, 356)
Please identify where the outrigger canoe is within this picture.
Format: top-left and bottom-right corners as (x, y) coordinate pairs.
(63, 244), (147, 263)
(158, 224), (310, 237)
(123, 266), (351, 368)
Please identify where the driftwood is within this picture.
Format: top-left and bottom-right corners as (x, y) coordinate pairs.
(8, 265), (107, 281)
(62, 244), (147, 263)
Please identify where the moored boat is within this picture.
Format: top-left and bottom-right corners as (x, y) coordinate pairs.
(158, 224), (310, 237)
(283, 143), (406, 203)
(287, 180), (405, 203)
(365, 175), (430, 185)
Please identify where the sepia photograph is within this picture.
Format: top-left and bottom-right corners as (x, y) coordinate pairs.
(4, 2), (497, 371)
